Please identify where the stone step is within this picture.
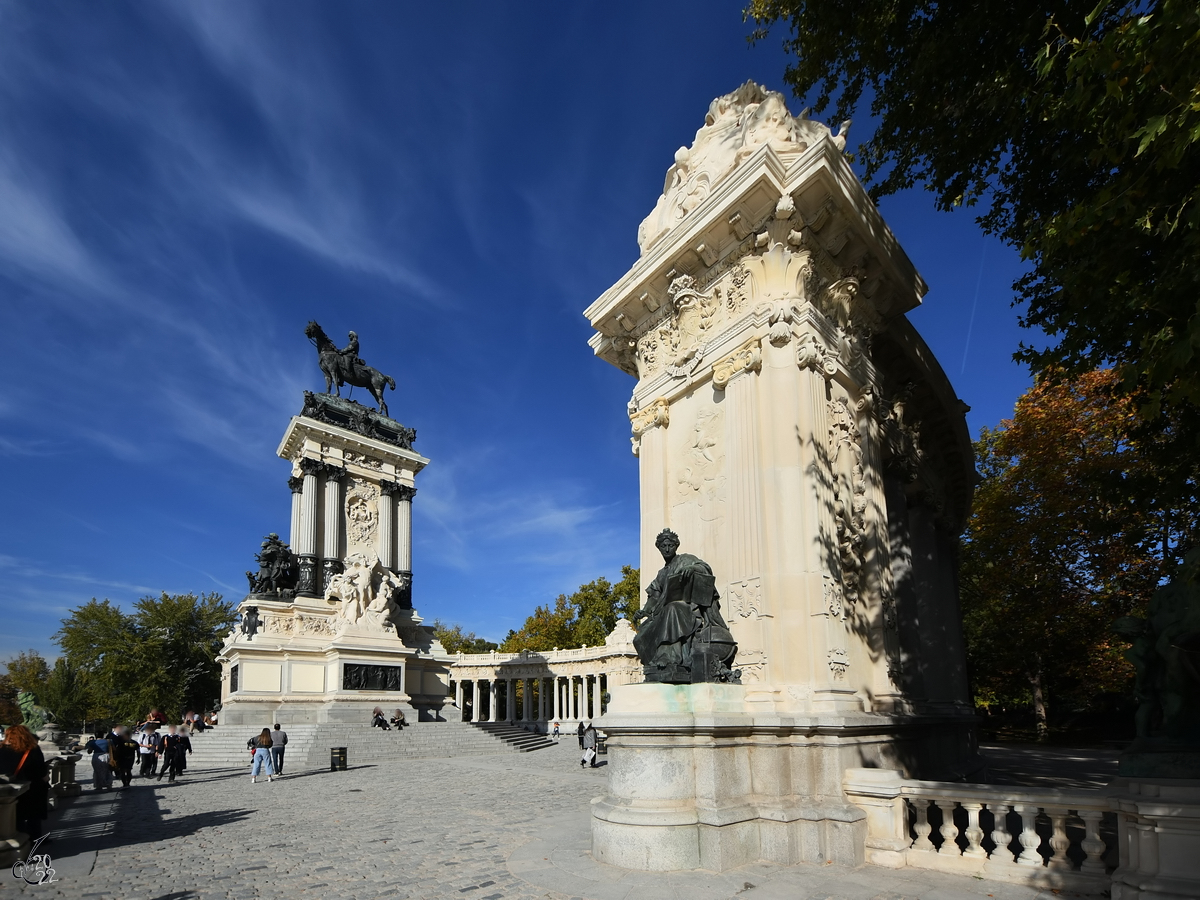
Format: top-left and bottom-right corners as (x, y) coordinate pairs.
(183, 721), (529, 769)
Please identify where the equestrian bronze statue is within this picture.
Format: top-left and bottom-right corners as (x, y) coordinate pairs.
(305, 320), (397, 416)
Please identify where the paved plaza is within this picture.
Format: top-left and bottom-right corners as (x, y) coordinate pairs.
(6, 740), (1107, 900)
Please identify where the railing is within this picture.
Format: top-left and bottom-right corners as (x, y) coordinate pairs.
(47, 752), (82, 807)
(844, 768), (1113, 892)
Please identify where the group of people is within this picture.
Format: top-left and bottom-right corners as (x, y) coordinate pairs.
(370, 707), (407, 730)
(246, 723), (288, 782)
(550, 720), (602, 768)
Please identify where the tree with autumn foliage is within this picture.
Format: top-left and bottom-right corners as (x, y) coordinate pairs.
(961, 369), (1198, 739)
(501, 566), (641, 652)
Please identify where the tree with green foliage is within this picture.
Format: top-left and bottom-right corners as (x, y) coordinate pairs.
(502, 566), (640, 652)
(960, 369), (1198, 738)
(5, 650), (50, 696)
(431, 621), (498, 654)
(54, 592), (236, 725)
(749, 0), (1200, 426)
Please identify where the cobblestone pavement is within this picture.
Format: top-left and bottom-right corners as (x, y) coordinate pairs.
(8, 741), (1098, 900)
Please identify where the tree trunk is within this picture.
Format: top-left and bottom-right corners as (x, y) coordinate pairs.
(1030, 662), (1048, 742)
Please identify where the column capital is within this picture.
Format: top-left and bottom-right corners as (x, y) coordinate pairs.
(299, 457), (347, 481)
(288, 475), (305, 493)
(380, 481), (416, 501)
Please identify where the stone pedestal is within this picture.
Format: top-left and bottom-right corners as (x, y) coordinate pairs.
(585, 82), (980, 871)
(1111, 779), (1200, 900)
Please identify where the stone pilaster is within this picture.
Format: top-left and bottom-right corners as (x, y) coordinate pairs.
(377, 481), (399, 569)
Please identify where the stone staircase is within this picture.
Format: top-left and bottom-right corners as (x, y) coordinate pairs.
(184, 721), (546, 771)
(471, 722), (557, 752)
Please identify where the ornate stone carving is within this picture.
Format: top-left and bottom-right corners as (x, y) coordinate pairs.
(630, 399), (670, 436)
(321, 557), (344, 594)
(345, 480), (380, 550)
(295, 612), (336, 637)
(828, 397), (867, 603)
(712, 340), (762, 390)
(881, 383), (924, 481)
(796, 332), (838, 378)
(296, 555), (319, 596)
(827, 647), (850, 681)
(728, 577), (766, 619)
(735, 648), (767, 683)
(726, 263), (750, 313)
(288, 475), (304, 494)
(638, 81), (845, 254)
(326, 551), (407, 631)
(677, 407), (724, 500)
(664, 275), (718, 378)
(822, 575), (844, 620)
(299, 391), (416, 450)
(344, 451), (382, 471)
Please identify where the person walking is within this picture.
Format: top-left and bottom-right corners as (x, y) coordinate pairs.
(269, 723), (288, 775)
(552, 721), (560, 739)
(581, 723), (598, 768)
(85, 729), (114, 791)
(111, 726), (138, 788)
(0, 725), (50, 843)
(250, 728), (275, 783)
(576, 721), (585, 749)
(157, 725), (189, 783)
(137, 723), (161, 778)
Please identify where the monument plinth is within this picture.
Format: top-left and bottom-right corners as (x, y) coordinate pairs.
(219, 325), (450, 726)
(586, 82), (980, 870)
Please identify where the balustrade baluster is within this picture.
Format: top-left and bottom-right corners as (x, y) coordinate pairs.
(1079, 809), (1106, 875)
(962, 802), (987, 859)
(911, 798), (935, 852)
(1014, 804), (1044, 867)
(938, 801), (961, 855)
(990, 802), (1014, 864)
(1046, 808), (1073, 871)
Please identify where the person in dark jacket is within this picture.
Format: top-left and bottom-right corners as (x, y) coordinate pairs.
(157, 725), (190, 783)
(85, 729), (114, 791)
(576, 721), (585, 749)
(109, 726), (138, 788)
(0, 725), (50, 841)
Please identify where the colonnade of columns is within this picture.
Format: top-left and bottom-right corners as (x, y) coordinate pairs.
(287, 458), (415, 598)
(452, 673), (610, 724)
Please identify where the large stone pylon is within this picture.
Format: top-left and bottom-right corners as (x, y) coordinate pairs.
(585, 81), (980, 871)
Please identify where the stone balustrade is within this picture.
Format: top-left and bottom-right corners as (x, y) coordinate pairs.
(0, 779), (30, 866)
(843, 768), (1113, 893)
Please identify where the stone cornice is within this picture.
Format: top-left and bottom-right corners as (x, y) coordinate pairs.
(278, 416), (429, 473)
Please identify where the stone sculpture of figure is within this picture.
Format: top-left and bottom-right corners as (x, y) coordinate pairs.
(327, 552), (399, 629)
(17, 690), (50, 733)
(247, 533), (298, 597)
(1113, 572), (1200, 742)
(633, 529), (739, 684)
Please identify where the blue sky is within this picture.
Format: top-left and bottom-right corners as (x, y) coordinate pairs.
(0, 2), (1033, 659)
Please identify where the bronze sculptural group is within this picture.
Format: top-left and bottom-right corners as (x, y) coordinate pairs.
(305, 320), (396, 416)
(633, 529), (740, 684)
(246, 533), (298, 597)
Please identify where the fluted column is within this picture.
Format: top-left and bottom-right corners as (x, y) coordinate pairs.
(506, 679), (516, 722)
(592, 674), (603, 720)
(521, 678), (531, 721)
(395, 484), (415, 571)
(470, 681), (481, 722)
(553, 677), (562, 721)
(296, 459), (322, 595)
(378, 481), (398, 569)
(454, 678), (464, 719)
(321, 465), (346, 593)
(288, 475), (304, 550)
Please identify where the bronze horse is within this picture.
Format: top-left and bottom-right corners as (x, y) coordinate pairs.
(305, 321), (396, 416)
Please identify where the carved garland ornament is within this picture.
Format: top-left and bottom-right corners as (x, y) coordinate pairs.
(630, 399), (670, 436)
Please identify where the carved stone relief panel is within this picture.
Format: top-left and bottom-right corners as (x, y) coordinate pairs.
(728, 576), (768, 619)
(828, 396), (867, 604)
(344, 479), (380, 552)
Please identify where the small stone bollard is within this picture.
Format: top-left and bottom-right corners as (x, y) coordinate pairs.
(330, 747), (347, 771)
